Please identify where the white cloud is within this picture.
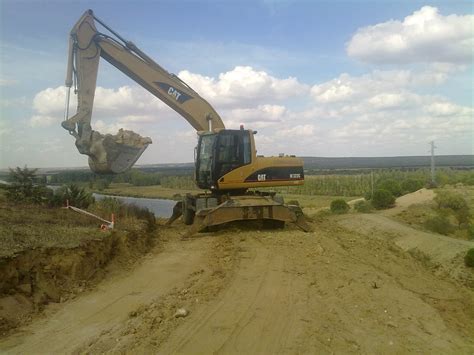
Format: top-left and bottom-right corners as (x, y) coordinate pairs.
(33, 86), (75, 115)
(224, 104), (287, 128)
(26, 62), (472, 163)
(347, 6), (474, 64)
(424, 102), (463, 116)
(276, 124), (316, 137)
(178, 66), (309, 106)
(30, 85), (173, 130)
(297, 64), (473, 156)
(30, 115), (57, 127)
(310, 68), (453, 108)
(30, 67), (307, 133)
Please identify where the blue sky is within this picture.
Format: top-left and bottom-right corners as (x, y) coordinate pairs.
(0, 0), (472, 168)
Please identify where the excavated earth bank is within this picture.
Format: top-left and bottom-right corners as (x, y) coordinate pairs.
(0, 228), (155, 334)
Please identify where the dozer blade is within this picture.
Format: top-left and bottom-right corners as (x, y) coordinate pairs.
(78, 128), (152, 174)
(185, 196), (312, 236)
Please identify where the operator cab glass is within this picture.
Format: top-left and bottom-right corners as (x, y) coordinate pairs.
(195, 130), (252, 190)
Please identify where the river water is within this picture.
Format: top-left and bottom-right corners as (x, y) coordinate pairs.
(92, 193), (175, 218)
(46, 185), (175, 218)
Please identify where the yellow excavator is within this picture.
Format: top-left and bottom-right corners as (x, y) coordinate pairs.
(62, 10), (310, 233)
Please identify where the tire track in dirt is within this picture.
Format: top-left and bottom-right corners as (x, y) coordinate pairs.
(158, 234), (309, 354)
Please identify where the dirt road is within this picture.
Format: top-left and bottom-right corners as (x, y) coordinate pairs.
(1, 210), (473, 353)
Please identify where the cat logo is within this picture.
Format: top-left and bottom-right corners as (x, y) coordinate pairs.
(167, 87), (182, 101)
(290, 173), (301, 179)
(257, 174), (267, 181)
(154, 82), (193, 104)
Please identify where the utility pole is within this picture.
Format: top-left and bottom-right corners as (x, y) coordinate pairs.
(371, 170), (374, 198)
(430, 141), (436, 186)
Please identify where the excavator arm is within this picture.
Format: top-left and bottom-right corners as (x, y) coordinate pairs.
(62, 9), (225, 174)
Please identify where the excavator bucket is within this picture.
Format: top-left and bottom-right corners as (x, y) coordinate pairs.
(68, 126), (152, 174)
(184, 195), (312, 236)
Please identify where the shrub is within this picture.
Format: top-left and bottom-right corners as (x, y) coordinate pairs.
(330, 199), (350, 214)
(424, 215), (455, 235)
(465, 248), (474, 267)
(455, 208), (471, 228)
(376, 179), (402, 197)
(434, 191), (468, 211)
(52, 184), (95, 209)
(372, 189), (395, 209)
(434, 191), (470, 227)
(354, 200), (373, 213)
(467, 225), (474, 241)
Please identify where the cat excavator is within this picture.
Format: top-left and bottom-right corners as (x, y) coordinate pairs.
(62, 10), (310, 233)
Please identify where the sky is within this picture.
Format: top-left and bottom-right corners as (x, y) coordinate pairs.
(0, 0), (472, 169)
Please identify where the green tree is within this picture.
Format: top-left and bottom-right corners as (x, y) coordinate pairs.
(6, 166), (50, 204)
(376, 179), (402, 197)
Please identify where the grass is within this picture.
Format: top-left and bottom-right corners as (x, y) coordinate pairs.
(0, 189), (154, 258)
(0, 202), (105, 257)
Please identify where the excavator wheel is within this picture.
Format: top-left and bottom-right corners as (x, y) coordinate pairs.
(183, 207), (195, 225)
(182, 196), (195, 225)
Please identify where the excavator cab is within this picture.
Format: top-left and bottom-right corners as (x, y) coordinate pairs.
(195, 129), (252, 190)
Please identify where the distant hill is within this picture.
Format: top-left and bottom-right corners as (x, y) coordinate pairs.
(302, 155), (474, 170)
(1, 155), (472, 177)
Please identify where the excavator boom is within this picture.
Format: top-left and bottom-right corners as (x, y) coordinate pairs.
(62, 9), (224, 173)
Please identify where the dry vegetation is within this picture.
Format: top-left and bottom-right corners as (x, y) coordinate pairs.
(394, 185), (474, 241)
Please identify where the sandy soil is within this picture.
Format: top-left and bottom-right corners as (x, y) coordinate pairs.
(1, 189), (473, 354)
(382, 188), (435, 217)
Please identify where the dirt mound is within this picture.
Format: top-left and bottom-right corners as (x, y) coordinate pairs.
(338, 214), (474, 287)
(382, 188), (435, 216)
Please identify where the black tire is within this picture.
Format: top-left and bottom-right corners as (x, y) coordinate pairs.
(183, 207), (195, 225)
(182, 197), (195, 225)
